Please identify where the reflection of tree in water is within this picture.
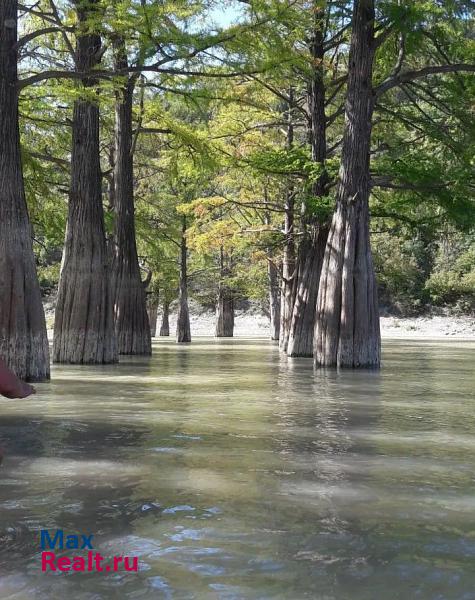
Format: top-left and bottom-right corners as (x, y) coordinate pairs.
(267, 359), (384, 593)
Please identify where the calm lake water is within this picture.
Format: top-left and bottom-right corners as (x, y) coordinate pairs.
(0, 338), (474, 599)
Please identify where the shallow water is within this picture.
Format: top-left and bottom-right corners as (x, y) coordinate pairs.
(0, 338), (474, 600)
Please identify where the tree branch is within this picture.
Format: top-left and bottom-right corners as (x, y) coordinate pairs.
(47, 0), (76, 61)
(138, 127), (174, 135)
(17, 26), (70, 49)
(18, 65), (263, 89)
(28, 151), (69, 170)
(375, 64), (475, 98)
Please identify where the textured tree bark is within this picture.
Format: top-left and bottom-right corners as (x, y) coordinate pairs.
(147, 294), (159, 338)
(314, 0), (381, 368)
(215, 293), (234, 337)
(268, 260), (281, 341)
(279, 190), (297, 352)
(288, 8), (329, 357)
(279, 89), (296, 352)
(215, 248), (234, 338)
(53, 1), (117, 364)
(0, 0), (50, 381)
(176, 217), (191, 343)
(264, 201), (281, 341)
(111, 39), (151, 355)
(288, 225), (328, 357)
(159, 300), (170, 337)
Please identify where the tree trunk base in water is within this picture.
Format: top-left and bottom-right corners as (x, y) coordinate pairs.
(0, 231), (50, 382)
(215, 294), (234, 338)
(314, 201), (380, 368)
(176, 300), (191, 343)
(159, 302), (170, 336)
(54, 253), (117, 365)
(147, 296), (159, 338)
(177, 217), (190, 343)
(287, 226), (328, 358)
(114, 275), (151, 355)
(268, 260), (280, 341)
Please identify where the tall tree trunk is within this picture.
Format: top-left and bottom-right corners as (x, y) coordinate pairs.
(53, 0), (117, 364)
(268, 259), (281, 341)
(111, 39), (151, 355)
(0, 0), (50, 381)
(279, 188), (296, 352)
(288, 5), (329, 357)
(159, 300), (170, 337)
(176, 216), (191, 343)
(315, 0), (381, 368)
(264, 200), (280, 341)
(279, 88), (296, 352)
(215, 248), (234, 338)
(147, 293), (159, 338)
(107, 141), (115, 211)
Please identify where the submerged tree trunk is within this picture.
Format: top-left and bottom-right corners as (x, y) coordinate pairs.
(0, 0), (50, 381)
(268, 260), (281, 341)
(159, 300), (170, 337)
(288, 6), (329, 357)
(215, 248), (234, 338)
(315, 0), (381, 368)
(176, 217), (191, 343)
(111, 39), (151, 355)
(54, 1), (117, 364)
(147, 294), (159, 338)
(279, 89), (296, 352)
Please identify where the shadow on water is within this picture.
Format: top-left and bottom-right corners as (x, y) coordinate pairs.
(0, 412), (155, 571)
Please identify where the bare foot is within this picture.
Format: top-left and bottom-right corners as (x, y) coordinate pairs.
(17, 382), (36, 399)
(1, 383), (36, 399)
(0, 359), (37, 399)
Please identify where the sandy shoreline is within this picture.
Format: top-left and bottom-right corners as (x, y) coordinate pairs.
(44, 298), (475, 340)
(380, 316), (475, 340)
(159, 309), (475, 340)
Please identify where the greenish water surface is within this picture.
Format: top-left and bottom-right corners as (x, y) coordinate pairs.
(0, 338), (474, 599)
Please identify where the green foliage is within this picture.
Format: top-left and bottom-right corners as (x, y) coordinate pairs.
(16, 0), (475, 318)
(249, 146), (316, 176)
(37, 263), (62, 295)
(426, 239), (475, 310)
(372, 233), (430, 313)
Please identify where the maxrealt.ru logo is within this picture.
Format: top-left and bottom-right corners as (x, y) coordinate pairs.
(40, 530), (138, 573)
